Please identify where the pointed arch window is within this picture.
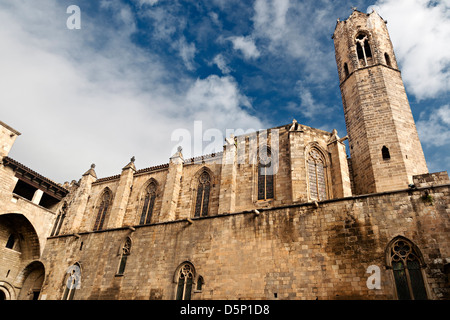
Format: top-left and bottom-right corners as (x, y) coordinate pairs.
(257, 148), (274, 200)
(307, 149), (327, 201)
(388, 238), (428, 300)
(175, 263), (195, 300)
(356, 33), (373, 67)
(140, 182), (157, 225)
(93, 190), (111, 231)
(194, 171), (211, 217)
(51, 202), (68, 236)
(117, 237), (132, 276)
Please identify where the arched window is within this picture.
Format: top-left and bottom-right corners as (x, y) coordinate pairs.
(257, 148), (274, 200)
(382, 146), (390, 160)
(175, 263), (195, 300)
(356, 33), (372, 67)
(117, 237), (132, 276)
(62, 263), (81, 300)
(93, 190), (111, 231)
(307, 149), (327, 201)
(194, 171), (211, 217)
(196, 276), (204, 291)
(139, 182), (157, 225)
(385, 53), (392, 67)
(343, 63), (349, 78)
(387, 237), (428, 300)
(51, 202), (68, 236)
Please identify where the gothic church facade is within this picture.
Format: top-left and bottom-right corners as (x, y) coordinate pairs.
(0, 10), (449, 300)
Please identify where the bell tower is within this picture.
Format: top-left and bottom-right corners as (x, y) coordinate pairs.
(333, 9), (428, 195)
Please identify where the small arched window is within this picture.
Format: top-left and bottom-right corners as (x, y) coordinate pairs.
(385, 53), (392, 67)
(175, 263), (195, 300)
(139, 182), (157, 225)
(93, 190), (111, 231)
(196, 276), (204, 291)
(117, 237), (132, 276)
(51, 202), (68, 236)
(382, 146), (390, 160)
(307, 149), (327, 201)
(387, 237), (428, 300)
(194, 171), (211, 217)
(343, 63), (349, 78)
(257, 148), (274, 200)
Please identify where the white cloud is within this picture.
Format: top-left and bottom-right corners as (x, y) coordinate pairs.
(416, 105), (450, 147)
(252, 0), (291, 42)
(374, 0), (450, 100)
(173, 37), (197, 71)
(212, 54), (231, 74)
(250, 0), (337, 84)
(295, 81), (334, 119)
(0, 1), (263, 182)
(227, 36), (260, 59)
(135, 0), (159, 6)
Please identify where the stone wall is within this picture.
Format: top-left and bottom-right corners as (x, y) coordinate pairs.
(40, 184), (450, 300)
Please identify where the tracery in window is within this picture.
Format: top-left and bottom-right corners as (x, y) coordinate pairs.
(117, 237), (132, 276)
(307, 149), (327, 201)
(356, 33), (373, 67)
(51, 202), (67, 236)
(93, 189), (111, 231)
(388, 237), (428, 300)
(175, 263), (195, 300)
(194, 171), (211, 217)
(139, 182), (157, 225)
(257, 148), (274, 200)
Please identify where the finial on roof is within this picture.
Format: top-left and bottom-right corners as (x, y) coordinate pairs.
(170, 145), (184, 163)
(83, 163), (97, 178)
(123, 156), (136, 171)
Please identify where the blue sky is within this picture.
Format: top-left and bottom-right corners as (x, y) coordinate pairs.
(1, 0), (449, 183)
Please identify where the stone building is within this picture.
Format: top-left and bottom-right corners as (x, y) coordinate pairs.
(0, 9), (449, 300)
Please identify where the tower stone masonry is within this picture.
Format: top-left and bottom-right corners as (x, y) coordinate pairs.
(333, 10), (428, 195)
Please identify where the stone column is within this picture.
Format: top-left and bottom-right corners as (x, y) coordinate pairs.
(31, 189), (44, 205)
(218, 135), (237, 214)
(327, 130), (352, 198)
(288, 120), (308, 203)
(67, 164), (97, 233)
(160, 147), (184, 222)
(109, 157), (136, 229)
